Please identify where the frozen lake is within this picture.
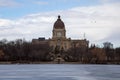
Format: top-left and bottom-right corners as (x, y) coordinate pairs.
(0, 64), (120, 80)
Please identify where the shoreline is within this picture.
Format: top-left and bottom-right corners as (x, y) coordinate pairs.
(0, 61), (120, 65)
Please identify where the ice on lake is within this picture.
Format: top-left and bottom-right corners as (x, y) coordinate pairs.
(0, 64), (120, 80)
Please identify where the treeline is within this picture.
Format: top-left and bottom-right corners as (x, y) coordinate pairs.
(66, 44), (120, 64)
(0, 39), (52, 62)
(0, 39), (120, 64)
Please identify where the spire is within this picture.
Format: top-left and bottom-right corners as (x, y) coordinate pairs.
(57, 15), (61, 21)
(58, 15), (60, 19)
(83, 33), (86, 39)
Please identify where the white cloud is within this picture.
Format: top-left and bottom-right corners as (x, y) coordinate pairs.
(0, 2), (120, 47)
(0, 19), (14, 27)
(0, 0), (20, 7)
(100, 0), (120, 4)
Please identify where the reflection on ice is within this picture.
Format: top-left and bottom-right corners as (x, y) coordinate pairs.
(0, 64), (120, 80)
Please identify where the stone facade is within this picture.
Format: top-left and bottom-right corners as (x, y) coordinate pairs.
(32, 15), (89, 51)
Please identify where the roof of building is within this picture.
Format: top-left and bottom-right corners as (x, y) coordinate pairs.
(53, 15), (65, 29)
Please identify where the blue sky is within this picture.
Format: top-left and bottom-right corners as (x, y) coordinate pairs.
(0, 0), (100, 19)
(0, 0), (120, 47)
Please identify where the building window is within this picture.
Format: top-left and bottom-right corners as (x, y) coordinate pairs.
(57, 32), (62, 37)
